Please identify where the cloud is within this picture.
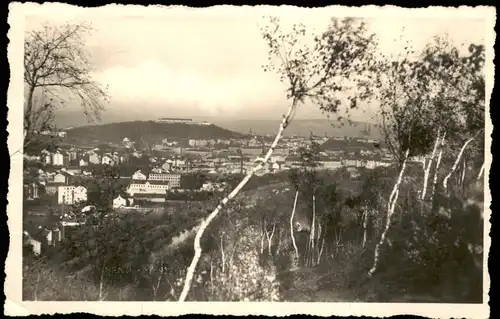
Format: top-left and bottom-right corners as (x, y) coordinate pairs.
(25, 6), (488, 121)
(94, 60), (288, 117)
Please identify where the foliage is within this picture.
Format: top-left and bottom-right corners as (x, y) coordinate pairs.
(375, 36), (485, 162)
(261, 16), (378, 116)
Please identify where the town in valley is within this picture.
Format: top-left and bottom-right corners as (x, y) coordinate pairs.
(23, 116), (401, 256)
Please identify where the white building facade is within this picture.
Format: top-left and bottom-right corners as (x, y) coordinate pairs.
(148, 173), (181, 188)
(57, 186), (87, 204)
(127, 180), (169, 196)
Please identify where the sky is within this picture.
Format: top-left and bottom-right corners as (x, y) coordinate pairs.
(23, 4), (489, 123)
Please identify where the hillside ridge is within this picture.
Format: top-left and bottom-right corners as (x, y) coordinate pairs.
(64, 120), (247, 144)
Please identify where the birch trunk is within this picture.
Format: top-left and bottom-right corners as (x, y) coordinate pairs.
(277, 229), (282, 255)
(209, 260), (214, 295)
(460, 159), (466, 186)
(316, 221), (322, 262)
(177, 99), (298, 301)
(260, 229), (267, 255)
(317, 236), (326, 264)
(266, 222), (276, 255)
(477, 162), (485, 181)
(431, 134), (446, 200)
(443, 131), (482, 192)
(98, 265), (106, 301)
(421, 131), (441, 200)
(368, 149), (410, 277)
(310, 195), (316, 253)
(220, 236), (226, 274)
(362, 210), (368, 248)
(290, 190), (300, 259)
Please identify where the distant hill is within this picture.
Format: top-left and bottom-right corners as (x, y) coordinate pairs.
(54, 108), (382, 140)
(64, 121), (246, 145)
(209, 118), (383, 139)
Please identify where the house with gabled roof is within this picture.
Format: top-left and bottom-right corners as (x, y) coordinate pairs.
(24, 224), (61, 256)
(132, 170), (147, 180)
(113, 194), (134, 208)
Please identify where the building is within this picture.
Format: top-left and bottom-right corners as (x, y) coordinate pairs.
(241, 148), (264, 156)
(148, 173), (181, 188)
(45, 182), (65, 195)
(154, 118), (211, 125)
(79, 159), (88, 167)
(318, 159), (342, 170)
(57, 186), (87, 205)
(52, 152), (65, 166)
(73, 186), (88, 203)
(188, 139), (208, 148)
(102, 154), (115, 165)
(43, 153), (52, 165)
(132, 170), (147, 180)
(24, 226), (61, 256)
(113, 195), (134, 208)
(53, 172), (69, 185)
(64, 167), (81, 175)
(24, 182), (41, 199)
(127, 180), (170, 196)
(89, 153), (101, 164)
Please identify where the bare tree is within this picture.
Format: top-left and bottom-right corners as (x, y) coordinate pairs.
(23, 22), (108, 146)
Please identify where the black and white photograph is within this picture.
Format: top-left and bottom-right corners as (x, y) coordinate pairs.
(6, 3), (494, 317)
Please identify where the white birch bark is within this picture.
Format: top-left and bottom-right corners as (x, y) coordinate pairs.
(421, 130), (441, 201)
(310, 195), (316, 252)
(260, 221), (265, 255)
(477, 162), (485, 181)
(98, 265), (107, 301)
(317, 236), (325, 264)
(177, 100), (298, 301)
(368, 149), (410, 277)
(220, 235), (226, 274)
(443, 131), (481, 192)
(290, 190), (300, 259)
(266, 222), (276, 255)
(431, 134), (446, 200)
(362, 209), (368, 248)
(460, 159), (466, 186)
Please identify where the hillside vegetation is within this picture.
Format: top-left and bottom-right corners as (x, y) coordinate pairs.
(65, 121), (246, 144)
(23, 165), (484, 302)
